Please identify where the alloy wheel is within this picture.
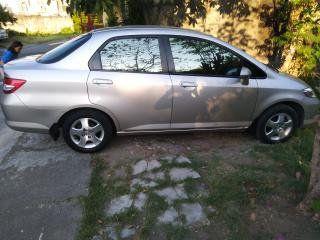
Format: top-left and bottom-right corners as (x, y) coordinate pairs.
(264, 113), (293, 141)
(69, 118), (105, 149)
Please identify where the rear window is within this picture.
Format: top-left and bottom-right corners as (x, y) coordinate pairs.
(37, 33), (92, 64)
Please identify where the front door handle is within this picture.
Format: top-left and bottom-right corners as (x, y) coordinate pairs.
(92, 78), (113, 85)
(180, 81), (198, 88)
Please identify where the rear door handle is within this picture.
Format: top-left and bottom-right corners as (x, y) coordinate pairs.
(92, 78), (113, 85)
(180, 81), (198, 88)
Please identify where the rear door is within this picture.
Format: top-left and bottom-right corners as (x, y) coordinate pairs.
(167, 36), (264, 129)
(87, 36), (173, 132)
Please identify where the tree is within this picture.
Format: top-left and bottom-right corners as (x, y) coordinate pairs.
(65, 0), (209, 26)
(258, 0), (293, 68)
(299, 117), (320, 211)
(0, 4), (16, 27)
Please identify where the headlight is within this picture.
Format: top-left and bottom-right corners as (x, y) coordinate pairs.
(303, 88), (316, 98)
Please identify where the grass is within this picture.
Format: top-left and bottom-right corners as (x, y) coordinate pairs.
(311, 199), (320, 213)
(203, 159), (275, 239)
(162, 224), (189, 240)
(199, 127), (316, 239)
(140, 192), (169, 239)
(76, 128), (317, 239)
(253, 127), (315, 200)
(77, 156), (107, 240)
(0, 31), (76, 48)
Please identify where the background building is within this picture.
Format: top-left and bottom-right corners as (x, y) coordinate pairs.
(0, 0), (73, 33)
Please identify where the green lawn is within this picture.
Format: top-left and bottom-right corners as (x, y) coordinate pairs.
(0, 32), (76, 48)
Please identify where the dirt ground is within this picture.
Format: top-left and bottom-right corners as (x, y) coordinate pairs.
(90, 131), (320, 240)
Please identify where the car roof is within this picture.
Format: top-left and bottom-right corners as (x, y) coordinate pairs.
(93, 25), (211, 38)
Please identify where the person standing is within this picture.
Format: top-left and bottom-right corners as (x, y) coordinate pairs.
(0, 41), (23, 65)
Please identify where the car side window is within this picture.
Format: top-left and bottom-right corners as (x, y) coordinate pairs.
(100, 37), (163, 73)
(169, 37), (265, 78)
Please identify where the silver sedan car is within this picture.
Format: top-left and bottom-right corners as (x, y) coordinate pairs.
(1, 26), (319, 152)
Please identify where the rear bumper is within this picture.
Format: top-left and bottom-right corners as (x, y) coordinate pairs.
(0, 93), (55, 133)
(302, 97), (320, 126)
(5, 120), (49, 133)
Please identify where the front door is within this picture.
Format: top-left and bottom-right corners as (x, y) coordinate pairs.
(87, 36), (172, 132)
(167, 36), (263, 129)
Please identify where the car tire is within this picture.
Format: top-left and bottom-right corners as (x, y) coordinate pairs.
(62, 110), (114, 153)
(256, 104), (299, 144)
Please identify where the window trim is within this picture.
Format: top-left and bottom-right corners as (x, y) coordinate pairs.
(164, 35), (267, 79)
(37, 33), (92, 64)
(88, 35), (169, 74)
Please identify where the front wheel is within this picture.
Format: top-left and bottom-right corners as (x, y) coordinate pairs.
(256, 104), (299, 144)
(62, 110), (114, 153)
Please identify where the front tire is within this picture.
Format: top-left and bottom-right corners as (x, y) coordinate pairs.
(256, 104), (299, 144)
(62, 110), (113, 153)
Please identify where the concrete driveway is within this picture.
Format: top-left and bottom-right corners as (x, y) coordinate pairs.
(0, 108), (91, 239)
(0, 40), (91, 240)
(0, 40), (64, 58)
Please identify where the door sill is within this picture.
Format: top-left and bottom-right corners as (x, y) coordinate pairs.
(117, 126), (248, 136)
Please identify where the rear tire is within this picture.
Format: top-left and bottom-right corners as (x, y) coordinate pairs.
(62, 110), (113, 153)
(256, 104), (298, 144)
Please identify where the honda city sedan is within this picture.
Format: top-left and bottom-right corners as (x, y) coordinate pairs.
(1, 26), (319, 152)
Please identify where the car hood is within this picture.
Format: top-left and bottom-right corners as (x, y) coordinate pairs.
(277, 72), (310, 89)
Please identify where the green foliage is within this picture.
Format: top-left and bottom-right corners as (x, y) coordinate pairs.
(71, 14), (82, 33)
(65, 0), (209, 26)
(311, 199), (320, 213)
(59, 27), (74, 34)
(0, 4), (16, 27)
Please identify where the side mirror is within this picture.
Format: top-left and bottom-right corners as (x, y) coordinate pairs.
(240, 67), (252, 86)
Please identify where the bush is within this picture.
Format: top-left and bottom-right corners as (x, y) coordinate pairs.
(72, 14), (82, 34)
(59, 27), (75, 34)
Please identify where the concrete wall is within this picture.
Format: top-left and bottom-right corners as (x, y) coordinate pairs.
(6, 15), (74, 34)
(183, 1), (298, 75)
(0, 0), (69, 16)
(183, 4), (271, 64)
(0, 0), (73, 33)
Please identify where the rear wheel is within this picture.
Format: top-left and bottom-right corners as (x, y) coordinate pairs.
(256, 104), (299, 144)
(62, 110), (113, 153)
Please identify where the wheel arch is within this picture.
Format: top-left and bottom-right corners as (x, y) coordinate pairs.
(251, 101), (305, 129)
(57, 107), (119, 134)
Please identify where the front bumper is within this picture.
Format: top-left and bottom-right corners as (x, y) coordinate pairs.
(302, 97), (320, 126)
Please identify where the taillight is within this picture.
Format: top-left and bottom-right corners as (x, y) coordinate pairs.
(3, 77), (26, 94)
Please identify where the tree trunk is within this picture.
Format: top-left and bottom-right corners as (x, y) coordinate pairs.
(299, 116), (320, 211)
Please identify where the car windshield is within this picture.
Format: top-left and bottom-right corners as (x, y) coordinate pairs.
(37, 33), (92, 64)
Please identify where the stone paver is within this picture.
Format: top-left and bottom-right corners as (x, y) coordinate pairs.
(175, 156), (192, 164)
(181, 203), (207, 225)
(132, 159), (161, 175)
(169, 168), (201, 182)
(102, 154), (208, 239)
(144, 171), (165, 181)
(107, 195), (133, 216)
(155, 184), (188, 204)
(160, 155), (175, 163)
(105, 226), (117, 240)
(132, 160), (148, 175)
(120, 227), (136, 238)
(133, 192), (147, 210)
(130, 178), (158, 190)
(147, 160), (161, 171)
(158, 207), (180, 225)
